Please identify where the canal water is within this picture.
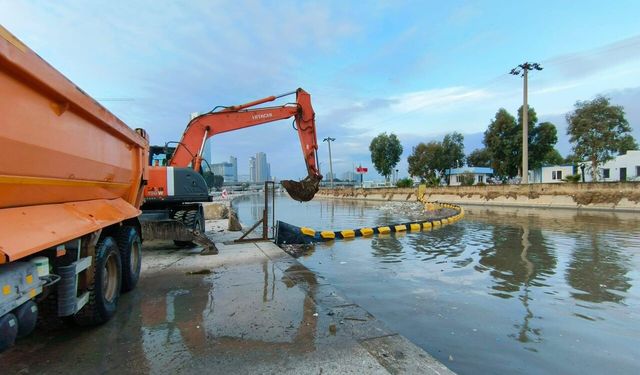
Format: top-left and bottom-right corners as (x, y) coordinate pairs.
(233, 194), (640, 375)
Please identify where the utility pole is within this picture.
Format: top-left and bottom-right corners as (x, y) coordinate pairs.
(510, 62), (542, 184)
(323, 137), (336, 188)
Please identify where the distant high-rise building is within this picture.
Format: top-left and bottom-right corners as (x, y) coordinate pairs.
(342, 171), (357, 182)
(229, 156), (238, 182)
(254, 152), (271, 182)
(249, 157), (256, 183)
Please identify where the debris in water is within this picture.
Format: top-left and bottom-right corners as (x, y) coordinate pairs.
(186, 269), (212, 275)
(280, 244), (314, 258)
(343, 317), (367, 322)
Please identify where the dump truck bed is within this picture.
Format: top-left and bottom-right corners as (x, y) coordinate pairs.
(0, 26), (148, 263)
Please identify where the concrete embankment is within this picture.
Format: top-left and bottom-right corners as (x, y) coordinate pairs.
(317, 182), (640, 212)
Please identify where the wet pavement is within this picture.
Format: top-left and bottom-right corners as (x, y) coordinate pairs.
(1, 240), (453, 374)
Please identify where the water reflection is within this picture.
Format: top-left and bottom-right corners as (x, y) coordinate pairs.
(566, 232), (631, 304)
(408, 224), (467, 265)
(371, 235), (404, 262)
(139, 260), (321, 372)
(478, 223), (556, 298)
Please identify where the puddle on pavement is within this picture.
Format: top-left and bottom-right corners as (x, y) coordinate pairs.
(1, 258), (363, 374)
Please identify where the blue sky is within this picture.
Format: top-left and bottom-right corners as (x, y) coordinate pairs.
(2, 0), (639, 180)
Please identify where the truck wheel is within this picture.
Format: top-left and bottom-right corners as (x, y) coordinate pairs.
(116, 226), (142, 293)
(14, 300), (38, 338)
(0, 313), (18, 352)
(74, 237), (122, 326)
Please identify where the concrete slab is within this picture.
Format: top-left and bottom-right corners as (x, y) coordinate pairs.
(361, 334), (456, 375)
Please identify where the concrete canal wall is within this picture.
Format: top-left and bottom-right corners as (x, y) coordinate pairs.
(317, 182), (640, 212)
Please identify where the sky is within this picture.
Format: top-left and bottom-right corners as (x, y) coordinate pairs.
(2, 0), (640, 180)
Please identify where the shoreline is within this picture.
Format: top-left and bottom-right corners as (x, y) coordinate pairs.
(315, 182), (640, 212)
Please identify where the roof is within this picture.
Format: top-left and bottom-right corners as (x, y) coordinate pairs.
(446, 167), (493, 175)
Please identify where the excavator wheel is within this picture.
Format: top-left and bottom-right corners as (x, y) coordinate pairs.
(173, 209), (204, 248)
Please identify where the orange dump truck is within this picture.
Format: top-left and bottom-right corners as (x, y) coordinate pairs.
(0, 26), (148, 351)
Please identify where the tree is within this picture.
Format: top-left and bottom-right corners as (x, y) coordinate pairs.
(369, 132), (403, 181)
(543, 149), (564, 166)
(467, 148), (491, 167)
(212, 175), (224, 190)
(459, 172), (476, 186)
(407, 141), (445, 182)
(396, 177), (414, 188)
(484, 108), (519, 178)
(484, 107), (559, 178)
(517, 107), (560, 170)
(566, 96), (633, 181)
(530, 122), (559, 169)
(202, 171), (215, 188)
(441, 132), (465, 185)
(617, 134), (638, 155)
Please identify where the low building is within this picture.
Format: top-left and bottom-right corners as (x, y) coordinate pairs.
(529, 165), (575, 183)
(583, 150), (640, 182)
(446, 167), (493, 186)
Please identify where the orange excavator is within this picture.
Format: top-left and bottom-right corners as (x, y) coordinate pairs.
(139, 89), (323, 249)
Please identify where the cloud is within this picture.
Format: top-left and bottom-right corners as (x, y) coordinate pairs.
(390, 86), (492, 113)
(447, 3), (481, 26)
(544, 34), (640, 79)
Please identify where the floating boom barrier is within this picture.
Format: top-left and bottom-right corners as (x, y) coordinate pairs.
(276, 202), (464, 245)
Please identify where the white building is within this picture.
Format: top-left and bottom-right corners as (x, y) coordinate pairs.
(583, 150), (640, 182)
(529, 165), (575, 183)
(446, 167), (493, 186)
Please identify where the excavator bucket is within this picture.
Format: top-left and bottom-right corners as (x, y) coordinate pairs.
(139, 212), (218, 255)
(281, 174), (322, 202)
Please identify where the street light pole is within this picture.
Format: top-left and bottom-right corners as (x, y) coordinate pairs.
(323, 137), (336, 188)
(510, 62), (542, 184)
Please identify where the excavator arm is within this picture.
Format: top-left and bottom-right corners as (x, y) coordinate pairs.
(169, 88), (322, 201)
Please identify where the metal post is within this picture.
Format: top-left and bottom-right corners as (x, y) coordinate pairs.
(510, 62), (542, 184)
(262, 181), (268, 240)
(522, 68), (528, 184)
(323, 137), (336, 188)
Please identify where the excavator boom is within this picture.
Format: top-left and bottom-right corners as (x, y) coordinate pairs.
(167, 88), (322, 201)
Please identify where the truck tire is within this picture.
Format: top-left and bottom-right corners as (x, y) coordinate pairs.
(0, 313), (18, 352)
(173, 209), (204, 248)
(14, 300), (38, 338)
(74, 237), (122, 326)
(116, 226), (142, 293)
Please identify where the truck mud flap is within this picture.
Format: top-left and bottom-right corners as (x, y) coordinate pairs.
(140, 220), (218, 254)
